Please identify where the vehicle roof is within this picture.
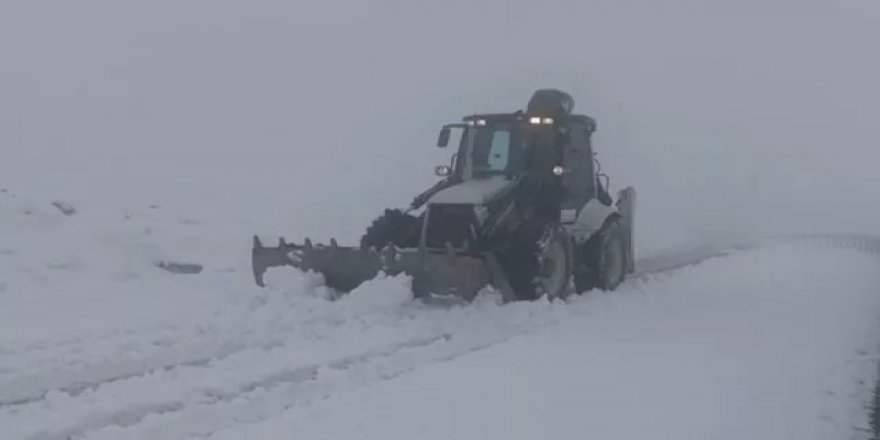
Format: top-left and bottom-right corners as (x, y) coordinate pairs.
(462, 112), (596, 131)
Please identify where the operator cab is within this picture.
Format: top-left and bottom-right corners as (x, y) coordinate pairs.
(435, 89), (610, 217)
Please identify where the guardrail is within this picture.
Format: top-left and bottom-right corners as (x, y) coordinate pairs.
(780, 234), (880, 255)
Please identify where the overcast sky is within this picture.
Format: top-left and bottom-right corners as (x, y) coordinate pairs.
(1, 1), (878, 250)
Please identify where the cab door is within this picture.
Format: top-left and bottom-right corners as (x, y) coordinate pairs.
(560, 120), (597, 216)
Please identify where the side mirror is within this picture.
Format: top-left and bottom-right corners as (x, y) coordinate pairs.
(435, 165), (452, 177)
(437, 127), (451, 148)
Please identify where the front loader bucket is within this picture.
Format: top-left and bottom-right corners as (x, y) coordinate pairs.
(252, 236), (391, 292)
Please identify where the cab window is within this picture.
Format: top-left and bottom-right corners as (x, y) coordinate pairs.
(562, 122), (595, 204)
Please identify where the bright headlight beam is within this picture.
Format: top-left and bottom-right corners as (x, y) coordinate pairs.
(529, 116), (554, 125)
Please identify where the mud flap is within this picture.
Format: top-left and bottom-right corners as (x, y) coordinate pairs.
(615, 187), (636, 273)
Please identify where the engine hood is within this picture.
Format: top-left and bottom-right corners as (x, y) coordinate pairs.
(428, 176), (516, 205)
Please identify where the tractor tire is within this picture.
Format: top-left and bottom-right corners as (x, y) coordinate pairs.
(360, 209), (422, 249)
(595, 221), (627, 291)
(573, 265), (595, 294)
(502, 223), (572, 301)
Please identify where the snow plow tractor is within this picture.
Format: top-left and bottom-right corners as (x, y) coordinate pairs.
(252, 89), (636, 302)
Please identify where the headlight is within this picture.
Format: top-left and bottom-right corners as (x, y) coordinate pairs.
(552, 166), (565, 176)
(529, 116), (555, 125)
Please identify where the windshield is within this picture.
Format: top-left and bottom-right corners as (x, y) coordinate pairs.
(461, 123), (557, 179)
(465, 126), (513, 176)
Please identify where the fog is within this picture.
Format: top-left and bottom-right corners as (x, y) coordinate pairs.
(2, 0), (878, 252)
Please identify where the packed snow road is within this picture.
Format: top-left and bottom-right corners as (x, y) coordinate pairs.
(2, 195), (880, 440)
(1, 249), (878, 440)
(213, 246), (880, 440)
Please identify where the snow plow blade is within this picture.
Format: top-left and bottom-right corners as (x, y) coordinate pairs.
(252, 236), (388, 291)
(252, 236), (510, 301)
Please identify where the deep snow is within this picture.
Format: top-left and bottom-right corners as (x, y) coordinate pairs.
(1, 200), (878, 440)
(208, 247), (880, 440)
(3, 1), (880, 439)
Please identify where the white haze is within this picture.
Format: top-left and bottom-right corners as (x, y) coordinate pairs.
(1, 0), (879, 252)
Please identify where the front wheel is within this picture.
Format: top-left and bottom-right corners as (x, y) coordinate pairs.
(534, 224), (573, 300)
(502, 223), (572, 301)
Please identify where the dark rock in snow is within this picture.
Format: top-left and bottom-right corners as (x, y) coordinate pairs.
(51, 201), (77, 216)
(156, 261), (203, 274)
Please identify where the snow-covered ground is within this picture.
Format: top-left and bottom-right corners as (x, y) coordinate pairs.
(2, 190), (880, 440)
(3, 1), (880, 439)
(213, 246), (880, 440)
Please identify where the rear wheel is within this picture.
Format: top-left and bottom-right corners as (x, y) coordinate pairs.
(595, 221), (627, 291)
(573, 220), (627, 293)
(573, 265), (595, 294)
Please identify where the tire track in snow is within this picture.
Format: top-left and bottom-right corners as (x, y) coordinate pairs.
(8, 237), (841, 440)
(0, 337), (280, 407)
(631, 242), (755, 278)
(77, 325), (536, 440)
(0, 243), (742, 410)
(0, 290), (402, 407)
(20, 334), (453, 440)
(2, 243), (747, 440)
(104, 234), (878, 440)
